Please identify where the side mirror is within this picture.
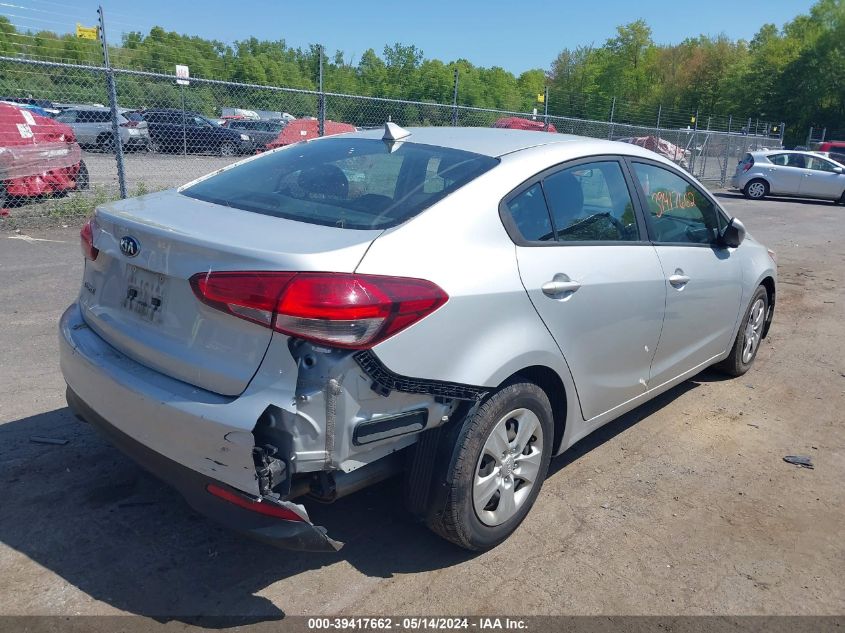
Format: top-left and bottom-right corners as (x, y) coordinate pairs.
(721, 217), (746, 248)
(834, 166), (844, 174)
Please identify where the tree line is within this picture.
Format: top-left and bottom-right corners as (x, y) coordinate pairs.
(0, 0), (842, 144)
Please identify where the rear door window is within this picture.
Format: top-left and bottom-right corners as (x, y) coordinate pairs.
(182, 137), (499, 230)
(786, 154), (807, 168)
(767, 153), (790, 166)
(505, 184), (554, 242)
(542, 161), (640, 242)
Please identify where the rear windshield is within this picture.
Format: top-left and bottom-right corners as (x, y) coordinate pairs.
(182, 137), (499, 230)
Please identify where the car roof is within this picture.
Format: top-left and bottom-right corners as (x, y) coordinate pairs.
(63, 105), (107, 111)
(349, 126), (613, 158)
(751, 149), (800, 155)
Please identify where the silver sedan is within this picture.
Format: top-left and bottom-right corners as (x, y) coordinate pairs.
(732, 149), (845, 203)
(60, 125), (777, 552)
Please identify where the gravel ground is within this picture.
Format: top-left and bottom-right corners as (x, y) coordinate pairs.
(0, 192), (843, 621)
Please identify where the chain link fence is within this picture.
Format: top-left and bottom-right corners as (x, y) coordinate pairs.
(0, 55), (784, 224)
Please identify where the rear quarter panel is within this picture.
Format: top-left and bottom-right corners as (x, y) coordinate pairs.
(355, 143), (649, 449)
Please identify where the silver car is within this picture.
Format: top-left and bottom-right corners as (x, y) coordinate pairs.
(732, 150), (845, 203)
(60, 125), (777, 552)
(54, 106), (150, 152)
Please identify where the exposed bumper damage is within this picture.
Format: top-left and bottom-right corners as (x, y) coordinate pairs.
(59, 302), (485, 551)
(66, 386), (342, 552)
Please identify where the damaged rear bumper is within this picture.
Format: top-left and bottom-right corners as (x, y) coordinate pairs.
(66, 386), (341, 552)
(59, 302), (340, 552)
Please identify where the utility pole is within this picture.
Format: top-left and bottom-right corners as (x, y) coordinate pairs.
(98, 5), (126, 198)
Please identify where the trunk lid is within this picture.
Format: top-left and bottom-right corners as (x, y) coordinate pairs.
(79, 189), (380, 396)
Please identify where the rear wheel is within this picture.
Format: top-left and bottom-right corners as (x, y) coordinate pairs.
(219, 141), (236, 157)
(76, 160), (89, 191)
(426, 380), (553, 551)
(97, 133), (115, 153)
(717, 285), (768, 377)
(743, 179), (768, 200)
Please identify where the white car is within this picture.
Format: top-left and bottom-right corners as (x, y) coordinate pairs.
(732, 150), (845, 203)
(54, 106), (150, 152)
(60, 125), (777, 552)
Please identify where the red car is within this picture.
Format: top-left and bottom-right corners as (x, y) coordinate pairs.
(0, 102), (87, 212)
(264, 119), (356, 149)
(816, 141), (845, 152)
(815, 140), (845, 165)
(492, 116), (558, 133)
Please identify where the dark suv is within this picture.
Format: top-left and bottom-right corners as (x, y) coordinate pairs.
(142, 109), (253, 156)
(223, 119), (287, 150)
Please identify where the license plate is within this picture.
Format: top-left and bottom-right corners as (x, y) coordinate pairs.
(123, 265), (167, 323)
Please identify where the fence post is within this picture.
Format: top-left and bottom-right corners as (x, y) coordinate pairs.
(779, 121), (786, 147)
(608, 96), (616, 140)
(97, 5), (127, 199)
(820, 128), (827, 143)
(543, 86), (549, 132)
(701, 115), (712, 179)
(180, 83), (186, 156)
(806, 126), (813, 146)
(689, 108), (699, 174)
(317, 45), (325, 137)
(721, 115), (732, 187)
(655, 104), (662, 139)
(451, 69), (459, 126)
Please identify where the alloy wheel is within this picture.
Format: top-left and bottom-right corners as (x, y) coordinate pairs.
(742, 298), (766, 364)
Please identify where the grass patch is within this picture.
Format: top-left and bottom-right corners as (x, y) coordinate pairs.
(1, 181), (160, 225)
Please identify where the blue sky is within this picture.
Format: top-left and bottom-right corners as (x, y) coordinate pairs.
(11, 0), (819, 73)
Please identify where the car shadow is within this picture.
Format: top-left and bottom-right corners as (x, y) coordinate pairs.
(0, 371), (720, 624)
(0, 407), (472, 624)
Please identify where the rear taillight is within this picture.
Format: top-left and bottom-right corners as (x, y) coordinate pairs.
(189, 271), (448, 349)
(743, 160), (753, 172)
(206, 484), (305, 521)
(120, 120), (139, 128)
(80, 217), (98, 261)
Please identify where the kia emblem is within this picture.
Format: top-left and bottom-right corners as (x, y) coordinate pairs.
(120, 236), (140, 258)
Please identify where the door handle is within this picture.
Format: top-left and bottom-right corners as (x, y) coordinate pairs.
(542, 274), (581, 298)
(669, 273), (690, 288)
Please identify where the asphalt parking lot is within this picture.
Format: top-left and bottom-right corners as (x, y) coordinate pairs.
(0, 192), (843, 620)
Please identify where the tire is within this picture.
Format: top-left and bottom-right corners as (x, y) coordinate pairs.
(426, 380), (554, 551)
(743, 179), (768, 200)
(219, 141), (236, 157)
(838, 191), (845, 205)
(717, 285), (768, 377)
(76, 160), (89, 191)
(97, 133), (115, 153)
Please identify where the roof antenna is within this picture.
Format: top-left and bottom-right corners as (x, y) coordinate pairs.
(383, 122), (411, 141)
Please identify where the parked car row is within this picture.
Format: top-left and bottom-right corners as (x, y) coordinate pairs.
(12, 102), (359, 156)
